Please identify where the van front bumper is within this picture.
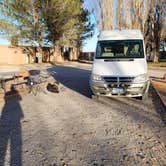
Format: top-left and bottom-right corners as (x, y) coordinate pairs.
(90, 80), (150, 97)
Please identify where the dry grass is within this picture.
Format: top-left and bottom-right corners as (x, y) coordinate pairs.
(148, 62), (166, 68)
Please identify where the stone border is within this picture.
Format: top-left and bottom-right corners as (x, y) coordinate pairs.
(151, 81), (166, 110)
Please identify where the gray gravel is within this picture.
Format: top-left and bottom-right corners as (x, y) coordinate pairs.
(0, 63), (166, 166)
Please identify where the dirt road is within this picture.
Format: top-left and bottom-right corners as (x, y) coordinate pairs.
(0, 64), (166, 166)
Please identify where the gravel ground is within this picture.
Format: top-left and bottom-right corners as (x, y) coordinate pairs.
(148, 68), (166, 78)
(0, 64), (166, 166)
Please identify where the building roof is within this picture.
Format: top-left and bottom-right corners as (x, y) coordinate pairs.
(98, 29), (144, 41)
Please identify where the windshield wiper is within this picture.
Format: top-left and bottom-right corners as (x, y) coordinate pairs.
(104, 58), (134, 62)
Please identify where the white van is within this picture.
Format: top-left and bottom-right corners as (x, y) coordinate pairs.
(90, 30), (149, 99)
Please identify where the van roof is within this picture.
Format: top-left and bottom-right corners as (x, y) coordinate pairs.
(98, 30), (143, 41)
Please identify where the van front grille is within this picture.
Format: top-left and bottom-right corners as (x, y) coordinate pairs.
(103, 76), (134, 86)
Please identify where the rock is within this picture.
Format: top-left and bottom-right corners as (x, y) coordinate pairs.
(136, 152), (145, 159)
(72, 133), (76, 137)
(122, 154), (128, 160)
(22, 120), (30, 123)
(49, 163), (57, 166)
(26, 149), (29, 152)
(93, 162), (99, 166)
(47, 83), (59, 93)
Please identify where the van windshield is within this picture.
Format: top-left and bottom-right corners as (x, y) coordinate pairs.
(96, 40), (144, 59)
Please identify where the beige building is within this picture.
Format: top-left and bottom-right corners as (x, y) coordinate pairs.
(0, 44), (80, 64)
(0, 45), (30, 64)
(0, 45), (53, 64)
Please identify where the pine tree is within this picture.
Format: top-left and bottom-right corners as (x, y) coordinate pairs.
(0, 0), (94, 62)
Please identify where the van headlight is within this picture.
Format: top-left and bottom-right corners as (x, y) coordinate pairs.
(133, 74), (148, 83)
(92, 74), (103, 81)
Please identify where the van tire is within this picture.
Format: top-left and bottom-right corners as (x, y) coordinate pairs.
(92, 94), (99, 100)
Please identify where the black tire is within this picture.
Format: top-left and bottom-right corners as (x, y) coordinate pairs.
(92, 94), (99, 100)
(91, 89), (99, 100)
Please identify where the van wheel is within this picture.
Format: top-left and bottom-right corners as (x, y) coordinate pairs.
(92, 94), (99, 100)
(90, 89), (98, 99)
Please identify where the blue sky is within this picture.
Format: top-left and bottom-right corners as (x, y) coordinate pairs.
(82, 29), (98, 52)
(0, 38), (9, 45)
(82, 12), (99, 52)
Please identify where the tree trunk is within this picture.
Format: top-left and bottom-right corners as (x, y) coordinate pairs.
(153, 49), (159, 63)
(69, 47), (73, 61)
(38, 46), (43, 63)
(73, 47), (79, 60)
(76, 47), (80, 60)
(53, 45), (64, 62)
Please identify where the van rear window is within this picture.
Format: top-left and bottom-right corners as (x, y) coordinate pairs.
(96, 40), (144, 59)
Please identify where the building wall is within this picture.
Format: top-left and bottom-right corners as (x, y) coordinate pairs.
(80, 52), (95, 61)
(0, 45), (27, 64)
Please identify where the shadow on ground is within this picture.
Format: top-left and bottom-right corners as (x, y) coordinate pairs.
(48, 65), (92, 98)
(0, 91), (23, 166)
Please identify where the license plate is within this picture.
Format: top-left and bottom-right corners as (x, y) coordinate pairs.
(112, 88), (124, 94)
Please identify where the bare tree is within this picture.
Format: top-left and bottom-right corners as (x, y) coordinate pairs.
(99, 0), (114, 30)
(145, 0), (166, 62)
(116, 0), (125, 29)
(125, 0), (132, 29)
(86, 0), (165, 62)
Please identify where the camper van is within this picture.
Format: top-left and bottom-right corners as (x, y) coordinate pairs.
(90, 30), (149, 99)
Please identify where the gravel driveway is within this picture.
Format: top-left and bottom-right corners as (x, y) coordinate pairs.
(0, 64), (166, 166)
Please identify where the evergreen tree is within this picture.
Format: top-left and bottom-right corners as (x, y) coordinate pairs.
(0, 0), (94, 62)
(43, 0), (93, 60)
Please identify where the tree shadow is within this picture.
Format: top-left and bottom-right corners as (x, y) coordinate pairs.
(0, 90), (24, 166)
(48, 65), (92, 98)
